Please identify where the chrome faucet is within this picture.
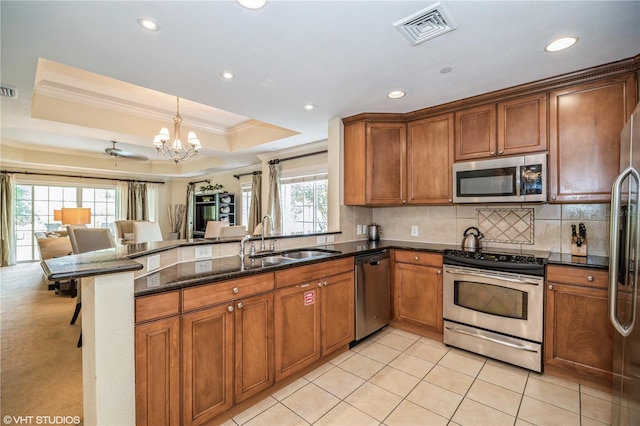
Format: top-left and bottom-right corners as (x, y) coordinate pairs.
(260, 215), (272, 252)
(240, 234), (250, 257)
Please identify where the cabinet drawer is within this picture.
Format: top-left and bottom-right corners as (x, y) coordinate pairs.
(135, 291), (181, 323)
(546, 265), (608, 289)
(275, 257), (354, 289)
(394, 250), (442, 268)
(182, 273), (274, 312)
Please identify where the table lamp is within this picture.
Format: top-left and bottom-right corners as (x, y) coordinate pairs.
(61, 207), (91, 225)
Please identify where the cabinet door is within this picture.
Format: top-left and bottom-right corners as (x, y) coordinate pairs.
(234, 292), (274, 403)
(365, 122), (407, 204)
(498, 93), (547, 156)
(394, 262), (443, 333)
(454, 104), (497, 161)
(182, 304), (234, 426)
(407, 114), (454, 204)
(544, 282), (613, 388)
(135, 316), (181, 426)
(322, 271), (355, 356)
(549, 74), (636, 203)
(274, 283), (321, 381)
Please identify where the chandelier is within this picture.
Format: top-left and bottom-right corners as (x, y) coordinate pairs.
(153, 97), (201, 163)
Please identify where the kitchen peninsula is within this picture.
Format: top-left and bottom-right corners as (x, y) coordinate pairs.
(42, 237), (609, 425)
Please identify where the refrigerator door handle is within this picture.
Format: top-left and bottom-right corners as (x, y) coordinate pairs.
(609, 166), (640, 337)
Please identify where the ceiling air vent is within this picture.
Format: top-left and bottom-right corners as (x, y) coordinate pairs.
(394, 1), (457, 46)
(0, 85), (17, 99)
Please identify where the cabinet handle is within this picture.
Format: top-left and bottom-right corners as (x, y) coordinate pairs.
(317, 282), (323, 288)
(498, 150), (503, 155)
(551, 195), (556, 201)
(232, 287), (239, 294)
(490, 151), (496, 156)
(227, 305), (234, 312)
(414, 256), (419, 261)
(449, 199), (453, 203)
(548, 284), (553, 290)
(237, 302), (243, 309)
(437, 270), (442, 274)
(402, 200), (407, 204)
(323, 280), (328, 286)
(587, 275), (594, 282)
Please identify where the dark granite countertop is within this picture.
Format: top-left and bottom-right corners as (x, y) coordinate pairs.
(42, 236), (609, 296)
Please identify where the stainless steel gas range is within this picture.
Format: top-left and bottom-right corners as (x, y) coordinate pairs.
(442, 249), (549, 372)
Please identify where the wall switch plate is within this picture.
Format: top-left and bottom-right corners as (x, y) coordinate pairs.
(146, 273), (160, 288)
(356, 225), (362, 235)
(195, 245), (212, 259)
(326, 235), (334, 243)
(411, 226), (419, 237)
(317, 235), (327, 244)
(147, 255), (160, 272)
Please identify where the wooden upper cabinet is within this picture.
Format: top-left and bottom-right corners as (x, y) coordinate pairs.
(407, 114), (454, 204)
(455, 94), (547, 162)
(549, 74), (637, 203)
(454, 103), (496, 161)
(498, 93), (547, 156)
(344, 121), (406, 205)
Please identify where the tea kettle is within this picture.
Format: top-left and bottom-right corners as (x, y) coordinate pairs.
(461, 227), (484, 251)
(367, 223), (381, 241)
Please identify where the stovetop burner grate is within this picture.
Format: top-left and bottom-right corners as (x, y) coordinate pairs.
(443, 249), (548, 276)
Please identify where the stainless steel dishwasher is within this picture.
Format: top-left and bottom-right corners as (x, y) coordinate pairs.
(354, 250), (391, 341)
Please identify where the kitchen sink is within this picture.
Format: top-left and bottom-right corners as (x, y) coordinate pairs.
(281, 249), (340, 259)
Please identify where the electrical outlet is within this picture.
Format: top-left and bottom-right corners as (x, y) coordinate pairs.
(146, 273), (160, 288)
(317, 235), (326, 244)
(326, 235), (334, 243)
(195, 245), (212, 259)
(411, 226), (419, 237)
(195, 260), (212, 274)
(147, 255), (160, 272)
(356, 225), (362, 235)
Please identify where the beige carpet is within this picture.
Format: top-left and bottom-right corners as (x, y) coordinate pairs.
(1, 262), (83, 423)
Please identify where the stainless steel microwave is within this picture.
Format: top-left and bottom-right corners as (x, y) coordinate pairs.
(453, 153), (547, 203)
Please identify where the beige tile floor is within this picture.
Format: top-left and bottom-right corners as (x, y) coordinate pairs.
(223, 327), (639, 426)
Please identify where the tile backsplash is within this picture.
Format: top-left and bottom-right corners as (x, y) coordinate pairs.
(366, 203), (610, 256)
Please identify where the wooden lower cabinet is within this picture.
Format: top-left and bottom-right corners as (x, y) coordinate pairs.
(182, 303), (234, 426)
(275, 270), (354, 381)
(393, 251), (443, 333)
(135, 316), (181, 426)
(234, 292), (274, 403)
(544, 265), (613, 389)
(181, 292), (274, 425)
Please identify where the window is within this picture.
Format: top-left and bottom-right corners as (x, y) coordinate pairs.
(15, 183), (117, 262)
(280, 173), (328, 234)
(241, 182), (252, 228)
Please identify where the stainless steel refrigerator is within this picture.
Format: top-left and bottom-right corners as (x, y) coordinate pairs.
(610, 101), (640, 425)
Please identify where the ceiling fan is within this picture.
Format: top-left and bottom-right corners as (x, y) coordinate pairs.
(104, 141), (148, 161)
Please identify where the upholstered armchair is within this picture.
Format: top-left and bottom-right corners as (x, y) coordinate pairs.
(114, 220), (137, 245)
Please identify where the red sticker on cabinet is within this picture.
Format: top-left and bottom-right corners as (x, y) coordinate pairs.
(303, 290), (315, 306)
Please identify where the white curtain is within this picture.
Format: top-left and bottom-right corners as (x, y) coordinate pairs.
(267, 162), (282, 234)
(1, 173), (16, 266)
(249, 173), (262, 233)
(147, 183), (159, 222)
(185, 183), (195, 239)
(116, 181), (128, 220)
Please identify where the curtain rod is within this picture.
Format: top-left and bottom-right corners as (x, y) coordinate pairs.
(188, 179), (210, 185)
(233, 171), (262, 180)
(267, 150), (328, 165)
(1, 170), (165, 184)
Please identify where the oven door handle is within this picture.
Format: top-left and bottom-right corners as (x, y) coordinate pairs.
(445, 269), (540, 286)
(445, 325), (539, 353)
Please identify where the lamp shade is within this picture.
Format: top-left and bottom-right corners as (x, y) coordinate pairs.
(61, 207), (91, 225)
(53, 210), (62, 221)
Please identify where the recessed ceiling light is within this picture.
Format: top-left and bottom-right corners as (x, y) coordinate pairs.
(237, 0), (267, 10)
(304, 104), (315, 110)
(545, 36), (578, 52)
(221, 71), (235, 80)
(137, 18), (160, 32)
(387, 90), (406, 99)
